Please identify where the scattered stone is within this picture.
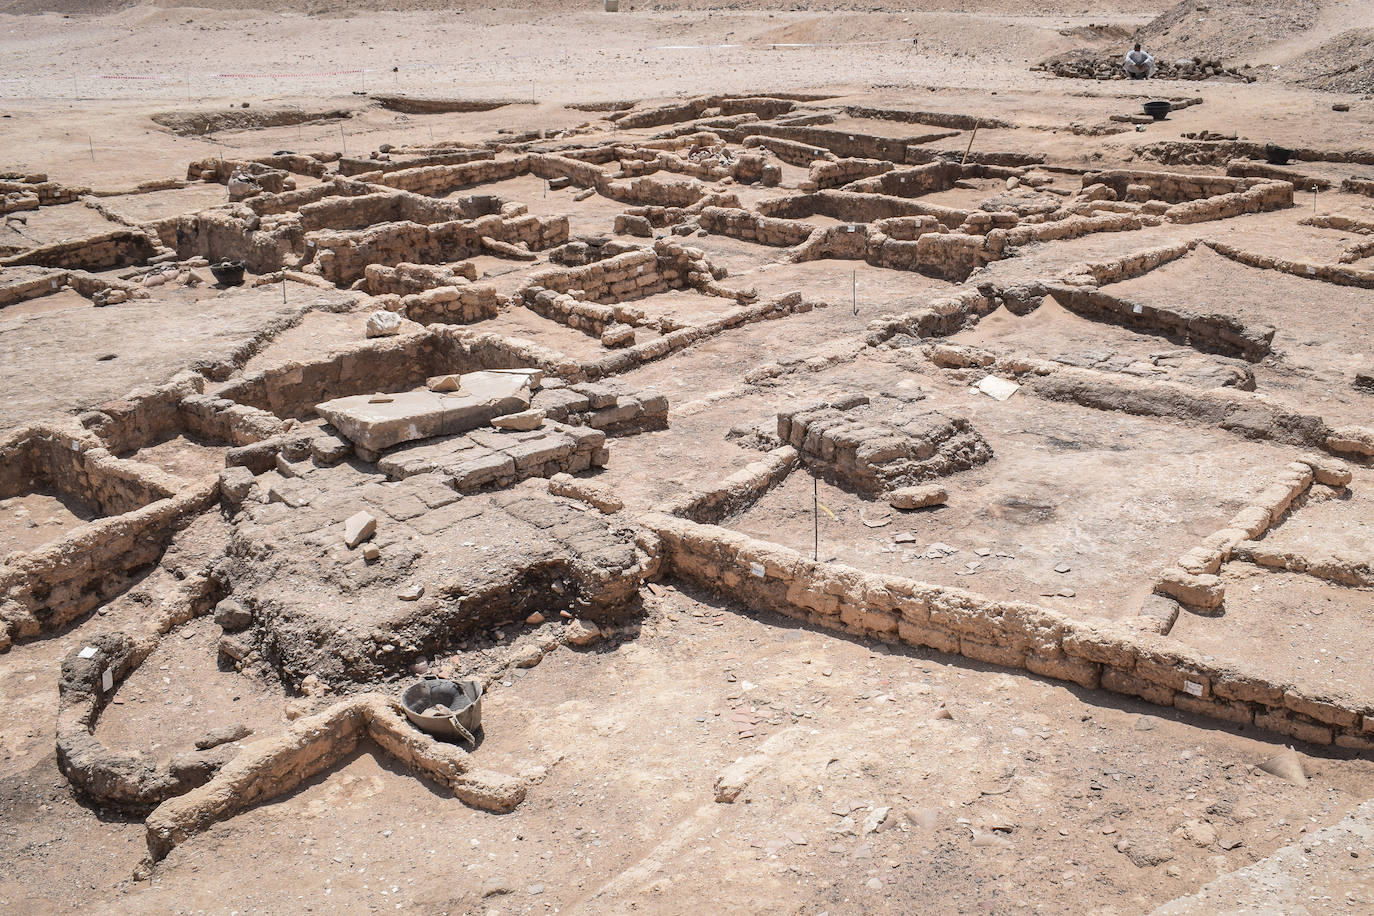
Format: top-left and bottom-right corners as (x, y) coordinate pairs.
(398, 584), (425, 601)
(364, 309), (404, 338)
(362, 544), (381, 562)
(526, 612), (545, 625)
(344, 511), (377, 548)
(194, 723), (251, 750)
(491, 409), (546, 431)
(213, 597), (253, 631)
(426, 374), (463, 393)
(564, 618), (601, 646)
(889, 485), (948, 510)
(974, 375), (1020, 401)
(1054, 562), (1071, 574)
(862, 806), (891, 835)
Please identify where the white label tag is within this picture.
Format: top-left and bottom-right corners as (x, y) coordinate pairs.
(1132, 304), (1143, 314)
(750, 562), (765, 578)
(78, 646), (97, 659)
(1184, 680), (1204, 697)
(101, 669), (114, 692)
(1306, 265), (1316, 275)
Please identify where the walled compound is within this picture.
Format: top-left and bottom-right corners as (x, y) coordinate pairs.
(2, 89), (1372, 899)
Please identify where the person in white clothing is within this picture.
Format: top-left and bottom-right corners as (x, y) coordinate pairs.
(1123, 43), (1157, 79)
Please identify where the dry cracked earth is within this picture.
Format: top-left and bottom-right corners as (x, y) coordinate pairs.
(2, 4), (1374, 914)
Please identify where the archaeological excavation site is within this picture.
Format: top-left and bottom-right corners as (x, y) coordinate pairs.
(1, 0), (1372, 912)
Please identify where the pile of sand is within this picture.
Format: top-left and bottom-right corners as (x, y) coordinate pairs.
(1133, 0), (1321, 65)
(1288, 28), (1374, 93)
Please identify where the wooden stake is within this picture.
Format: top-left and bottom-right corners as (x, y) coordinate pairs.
(961, 124), (978, 166)
(88, 136), (95, 162)
(339, 124), (347, 156)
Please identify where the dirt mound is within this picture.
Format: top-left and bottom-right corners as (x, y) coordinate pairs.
(1133, 0), (1322, 64)
(150, 106), (353, 136)
(1288, 28), (1374, 93)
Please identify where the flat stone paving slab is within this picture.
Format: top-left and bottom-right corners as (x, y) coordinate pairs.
(316, 370), (531, 452)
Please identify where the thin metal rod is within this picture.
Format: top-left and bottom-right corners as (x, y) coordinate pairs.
(813, 476), (819, 561)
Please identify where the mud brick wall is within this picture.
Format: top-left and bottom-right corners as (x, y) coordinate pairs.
(842, 105), (1010, 131)
(1166, 180), (1292, 224)
(1226, 160), (1331, 190)
(374, 157), (531, 196)
(520, 288), (623, 336)
(0, 229), (162, 271)
(612, 97), (724, 130)
(297, 190), (502, 232)
(0, 480), (218, 652)
(699, 206), (817, 247)
(81, 375), (203, 456)
(741, 135), (836, 167)
(776, 399), (992, 495)
(1204, 240), (1374, 290)
(0, 178), (88, 205)
(523, 240), (711, 305)
(1344, 177), (1374, 198)
(244, 179), (375, 217)
(0, 270), (67, 308)
(176, 395), (287, 447)
(1064, 239), (1197, 286)
(185, 158), (292, 193)
(871, 215), (946, 241)
(0, 426), (177, 515)
(363, 261), (478, 295)
(531, 382), (669, 435)
(727, 123), (922, 162)
(1004, 212), (1145, 246)
(1085, 169), (1252, 203)
(841, 160), (959, 196)
(253, 153), (333, 179)
(158, 209), (302, 275)
(578, 292), (814, 381)
(1, 189), (39, 214)
(310, 213), (568, 286)
(214, 333), (451, 420)
(1045, 283), (1275, 361)
(645, 513), (1374, 752)
(806, 157), (893, 190)
(601, 175), (708, 208)
(443, 329), (583, 381)
(527, 153), (612, 189)
(763, 190), (975, 230)
(392, 283), (499, 325)
(788, 223), (1004, 282)
(334, 148), (493, 177)
(377, 421), (609, 489)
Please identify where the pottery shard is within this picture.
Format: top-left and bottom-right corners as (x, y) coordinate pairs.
(491, 409), (546, 431)
(344, 510), (377, 548)
(889, 485), (949, 510)
(365, 309), (404, 338)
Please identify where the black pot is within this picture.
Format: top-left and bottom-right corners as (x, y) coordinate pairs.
(210, 259), (246, 286)
(1264, 143), (1292, 166)
(1142, 101), (1172, 120)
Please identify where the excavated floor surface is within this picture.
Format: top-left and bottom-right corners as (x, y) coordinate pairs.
(2, 11), (1373, 911)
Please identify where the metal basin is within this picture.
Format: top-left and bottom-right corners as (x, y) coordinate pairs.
(209, 259), (246, 286)
(400, 678), (482, 741)
(1142, 101), (1171, 120)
